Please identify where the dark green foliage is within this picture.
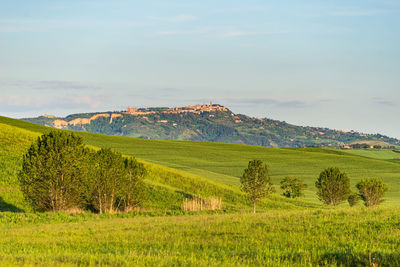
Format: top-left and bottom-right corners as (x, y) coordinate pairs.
(280, 176), (307, 198)
(87, 149), (146, 213)
(18, 131), (87, 212)
(347, 193), (360, 207)
(240, 160), (274, 213)
(356, 178), (388, 207)
(315, 167), (351, 206)
(18, 132), (146, 213)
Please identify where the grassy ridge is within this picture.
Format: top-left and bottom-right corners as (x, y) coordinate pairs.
(1, 116), (400, 205)
(78, 132), (400, 204)
(0, 117), (315, 213)
(0, 208), (399, 266)
(1, 116), (400, 266)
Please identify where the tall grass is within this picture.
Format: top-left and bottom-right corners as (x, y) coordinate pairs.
(0, 207), (399, 266)
(183, 196), (222, 211)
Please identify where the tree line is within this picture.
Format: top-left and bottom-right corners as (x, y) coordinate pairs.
(19, 131), (146, 213)
(240, 160), (388, 213)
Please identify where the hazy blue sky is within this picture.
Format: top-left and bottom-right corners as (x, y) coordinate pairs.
(1, 0), (399, 137)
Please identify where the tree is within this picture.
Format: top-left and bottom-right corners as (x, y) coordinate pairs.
(240, 160), (274, 213)
(315, 167), (351, 206)
(356, 178), (388, 207)
(89, 148), (127, 214)
(18, 131), (87, 212)
(280, 176), (307, 198)
(120, 158), (146, 211)
(87, 149), (147, 213)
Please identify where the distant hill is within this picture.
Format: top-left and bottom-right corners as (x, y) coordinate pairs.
(22, 103), (400, 148)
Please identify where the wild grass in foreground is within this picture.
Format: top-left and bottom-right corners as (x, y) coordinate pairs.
(0, 207), (399, 266)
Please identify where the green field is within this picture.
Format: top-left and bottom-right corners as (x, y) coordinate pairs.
(1, 208), (400, 266)
(334, 148), (400, 160)
(1, 116), (400, 266)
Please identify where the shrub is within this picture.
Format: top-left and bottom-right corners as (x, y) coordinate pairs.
(347, 193), (360, 207)
(240, 160), (274, 213)
(315, 167), (351, 206)
(356, 178), (388, 207)
(280, 176), (307, 198)
(18, 131), (87, 212)
(19, 132), (146, 213)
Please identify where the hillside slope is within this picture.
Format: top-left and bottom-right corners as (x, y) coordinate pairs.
(0, 116), (315, 213)
(22, 104), (400, 148)
(2, 116), (400, 205)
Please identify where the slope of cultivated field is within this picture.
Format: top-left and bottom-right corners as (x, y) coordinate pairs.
(1, 116), (400, 205)
(334, 148), (400, 160)
(1, 116), (400, 266)
(0, 116), (315, 213)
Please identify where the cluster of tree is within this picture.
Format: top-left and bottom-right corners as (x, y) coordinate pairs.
(240, 160), (307, 213)
(315, 167), (388, 207)
(240, 160), (388, 213)
(18, 131), (146, 213)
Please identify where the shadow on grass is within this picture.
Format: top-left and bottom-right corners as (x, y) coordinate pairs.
(0, 196), (24, 212)
(175, 191), (194, 199)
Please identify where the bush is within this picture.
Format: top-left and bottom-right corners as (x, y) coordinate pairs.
(19, 131), (146, 213)
(240, 160), (274, 213)
(356, 178), (388, 207)
(315, 167), (351, 206)
(87, 149), (146, 213)
(347, 193), (360, 207)
(18, 131), (87, 212)
(280, 176), (307, 198)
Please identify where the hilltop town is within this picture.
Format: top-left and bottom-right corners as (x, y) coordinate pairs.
(125, 102), (228, 115)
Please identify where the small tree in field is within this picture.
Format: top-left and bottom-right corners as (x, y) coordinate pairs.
(240, 160), (274, 213)
(356, 178), (388, 207)
(280, 176), (307, 198)
(315, 167), (351, 206)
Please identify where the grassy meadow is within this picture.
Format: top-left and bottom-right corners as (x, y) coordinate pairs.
(1, 208), (400, 266)
(1, 116), (400, 266)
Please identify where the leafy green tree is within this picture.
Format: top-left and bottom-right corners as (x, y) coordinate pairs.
(280, 176), (307, 198)
(18, 131), (87, 212)
(120, 158), (146, 211)
(240, 160), (274, 213)
(87, 149), (147, 213)
(89, 148), (127, 214)
(315, 167), (351, 206)
(347, 193), (360, 207)
(356, 178), (388, 207)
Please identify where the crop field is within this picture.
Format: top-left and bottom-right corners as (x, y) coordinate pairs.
(1, 208), (400, 266)
(1, 116), (400, 266)
(334, 148), (400, 160)
(1, 116), (400, 204)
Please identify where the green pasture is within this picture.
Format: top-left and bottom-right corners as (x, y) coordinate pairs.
(334, 148), (400, 160)
(1, 116), (400, 205)
(0, 207), (399, 266)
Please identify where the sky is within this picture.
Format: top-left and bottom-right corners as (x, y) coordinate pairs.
(0, 0), (399, 138)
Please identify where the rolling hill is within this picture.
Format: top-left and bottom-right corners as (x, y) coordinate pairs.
(22, 103), (400, 148)
(0, 116), (316, 213)
(2, 115), (400, 266)
(2, 115), (400, 205)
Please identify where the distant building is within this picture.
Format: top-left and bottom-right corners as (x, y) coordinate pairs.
(124, 102), (228, 116)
